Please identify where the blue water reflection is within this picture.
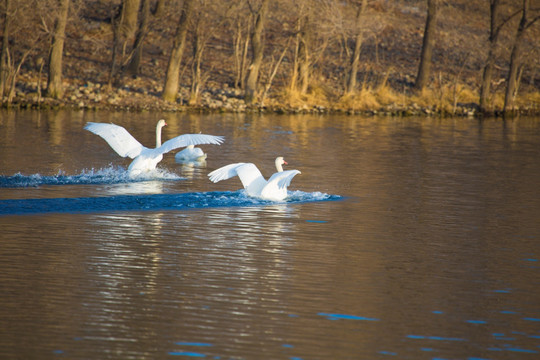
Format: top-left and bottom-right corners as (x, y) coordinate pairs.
(0, 190), (340, 216)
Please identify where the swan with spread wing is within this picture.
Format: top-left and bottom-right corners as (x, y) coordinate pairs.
(85, 119), (224, 176)
(208, 157), (301, 201)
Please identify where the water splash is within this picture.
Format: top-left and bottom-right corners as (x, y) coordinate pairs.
(0, 166), (182, 188)
(0, 190), (342, 216)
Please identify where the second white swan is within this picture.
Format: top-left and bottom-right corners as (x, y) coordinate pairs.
(175, 144), (207, 162)
(208, 157), (301, 201)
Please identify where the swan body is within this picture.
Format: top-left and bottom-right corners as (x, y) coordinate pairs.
(85, 119), (224, 175)
(175, 144), (207, 162)
(208, 157), (300, 201)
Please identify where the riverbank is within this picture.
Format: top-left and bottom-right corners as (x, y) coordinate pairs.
(6, 74), (540, 117)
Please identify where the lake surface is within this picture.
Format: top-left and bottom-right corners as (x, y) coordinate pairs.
(1, 110), (539, 359)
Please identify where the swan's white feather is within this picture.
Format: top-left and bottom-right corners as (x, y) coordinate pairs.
(84, 122), (145, 159)
(159, 134), (224, 155)
(208, 163), (267, 193)
(208, 163), (251, 182)
(267, 170), (301, 189)
(208, 159), (300, 201)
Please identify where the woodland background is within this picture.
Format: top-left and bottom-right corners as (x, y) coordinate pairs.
(1, 0), (539, 116)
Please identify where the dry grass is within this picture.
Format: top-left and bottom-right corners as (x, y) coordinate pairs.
(517, 91), (540, 109)
(257, 64), (540, 115)
(276, 74), (539, 114)
(409, 82), (479, 113)
(276, 80), (334, 109)
(336, 81), (404, 111)
(337, 89), (379, 111)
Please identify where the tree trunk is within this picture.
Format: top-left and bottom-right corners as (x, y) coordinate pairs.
(240, 29), (250, 89)
(109, 0), (140, 86)
(233, 17), (250, 89)
(153, 0), (169, 17)
(162, 0), (194, 103)
(189, 21), (203, 105)
(414, 0), (439, 91)
(46, 0), (70, 99)
(504, 0), (531, 114)
(126, 0), (150, 76)
(297, 28), (310, 94)
(0, 0), (11, 98)
(346, 0), (367, 94)
(244, 0), (269, 105)
(289, 34), (299, 92)
(289, 11), (311, 95)
(479, 0), (501, 112)
(119, 0), (140, 47)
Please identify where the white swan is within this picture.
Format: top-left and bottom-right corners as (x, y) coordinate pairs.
(208, 157), (301, 201)
(175, 144), (207, 162)
(84, 119), (224, 175)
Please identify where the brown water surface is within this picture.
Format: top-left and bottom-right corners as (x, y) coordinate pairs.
(1, 110), (539, 359)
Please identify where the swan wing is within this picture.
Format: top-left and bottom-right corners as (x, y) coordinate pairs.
(266, 170), (301, 189)
(208, 163), (266, 192)
(208, 163), (251, 182)
(260, 170), (301, 200)
(84, 122), (145, 159)
(158, 134), (224, 155)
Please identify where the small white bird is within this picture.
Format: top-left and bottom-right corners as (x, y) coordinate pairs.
(85, 119), (224, 176)
(208, 157), (301, 201)
(175, 144), (207, 162)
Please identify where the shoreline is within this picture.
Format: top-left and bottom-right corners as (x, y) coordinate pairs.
(4, 81), (539, 118)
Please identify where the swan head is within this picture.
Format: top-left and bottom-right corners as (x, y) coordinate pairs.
(276, 156), (287, 166)
(275, 156), (288, 172)
(157, 119), (167, 129)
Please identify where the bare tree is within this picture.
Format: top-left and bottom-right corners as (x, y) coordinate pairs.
(414, 0), (439, 92)
(1, 0), (47, 102)
(480, 0), (502, 112)
(503, 0), (539, 114)
(189, 18), (205, 105)
(479, 0), (521, 112)
(0, 0), (11, 97)
(346, 0), (367, 94)
(162, 0), (194, 102)
(46, 0), (70, 99)
(295, 13), (312, 94)
(234, 16), (251, 89)
(286, 0), (332, 97)
(288, 1), (311, 95)
(109, 0), (140, 86)
(187, 1), (231, 105)
(125, 0), (150, 76)
(227, 1), (251, 89)
(244, 0), (269, 105)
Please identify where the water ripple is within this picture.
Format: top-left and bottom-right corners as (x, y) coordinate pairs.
(0, 190), (341, 216)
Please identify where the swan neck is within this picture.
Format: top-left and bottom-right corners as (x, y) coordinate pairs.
(276, 162), (284, 172)
(156, 124), (162, 148)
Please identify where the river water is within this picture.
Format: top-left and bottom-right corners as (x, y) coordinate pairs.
(1, 110), (539, 359)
